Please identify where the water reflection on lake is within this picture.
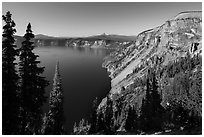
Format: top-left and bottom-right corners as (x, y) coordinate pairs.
(33, 46), (112, 133)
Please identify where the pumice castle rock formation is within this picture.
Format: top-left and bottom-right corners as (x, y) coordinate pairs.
(99, 11), (202, 114)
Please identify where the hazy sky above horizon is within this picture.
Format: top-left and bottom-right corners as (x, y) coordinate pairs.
(2, 2), (202, 37)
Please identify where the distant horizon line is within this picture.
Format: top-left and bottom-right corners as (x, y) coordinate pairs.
(15, 33), (138, 38)
(15, 10), (202, 38)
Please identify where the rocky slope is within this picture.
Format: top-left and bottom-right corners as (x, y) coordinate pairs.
(99, 11), (202, 114)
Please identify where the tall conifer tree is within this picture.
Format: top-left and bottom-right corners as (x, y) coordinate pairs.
(104, 95), (114, 134)
(89, 97), (99, 134)
(2, 11), (19, 135)
(42, 62), (65, 135)
(19, 23), (48, 134)
(97, 111), (106, 132)
(125, 105), (138, 132)
(140, 70), (164, 131)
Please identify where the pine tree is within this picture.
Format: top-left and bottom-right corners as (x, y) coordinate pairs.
(19, 23), (49, 134)
(114, 112), (121, 130)
(151, 72), (163, 114)
(139, 76), (153, 131)
(140, 70), (164, 132)
(150, 72), (164, 130)
(89, 97), (99, 134)
(97, 111), (105, 132)
(42, 62), (65, 135)
(72, 118), (90, 135)
(2, 11), (20, 135)
(125, 105), (138, 132)
(104, 95), (114, 134)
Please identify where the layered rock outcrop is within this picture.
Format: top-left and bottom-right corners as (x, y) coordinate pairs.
(100, 11), (202, 111)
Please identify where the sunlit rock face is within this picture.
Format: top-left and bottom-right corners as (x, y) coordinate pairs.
(99, 11), (202, 110)
(15, 34), (134, 49)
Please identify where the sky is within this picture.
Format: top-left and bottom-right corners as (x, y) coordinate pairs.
(2, 2), (202, 37)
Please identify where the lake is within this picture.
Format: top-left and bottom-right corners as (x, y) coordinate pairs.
(33, 46), (112, 133)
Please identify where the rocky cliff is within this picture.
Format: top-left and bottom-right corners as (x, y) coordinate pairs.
(99, 11), (202, 117)
(14, 34), (136, 49)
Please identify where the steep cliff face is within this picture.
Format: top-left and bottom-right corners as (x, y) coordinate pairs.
(99, 11), (202, 112)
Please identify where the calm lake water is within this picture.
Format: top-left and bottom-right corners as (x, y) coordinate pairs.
(33, 46), (112, 133)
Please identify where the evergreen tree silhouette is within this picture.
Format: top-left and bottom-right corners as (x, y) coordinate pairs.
(125, 105), (138, 132)
(139, 76), (153, 131)
(89, 97), (99, 134)
(151, 72), (163, 114)
(2, 11), (20, 135)
(72, 118), (90, 135)
(19, 23), (49, 134)
(140, 70), (164, 132)
(42, 62), (65, 134)
(104, 95), (114, 134)
(97, 111), (105, 132)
